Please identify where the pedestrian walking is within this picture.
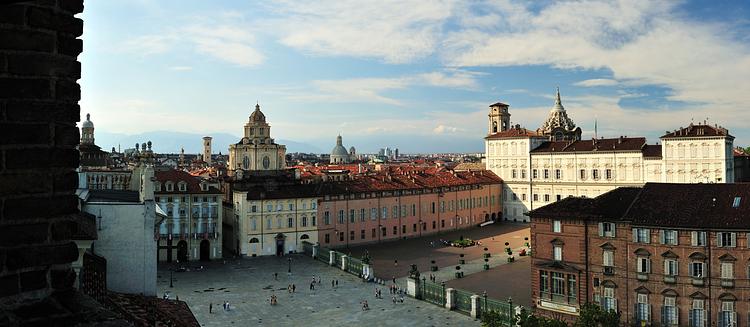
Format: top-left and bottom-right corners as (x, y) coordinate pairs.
(332, 279), (335, 288)
(310, 282), (314, 290)
(399, 295), (404, 303)
(274, 272), (278, 280)
(292, 284), (296, 293)
(392, 296), (397, 303)
(335, 279), (338, 287)
(317, 276), (321, 285)
(287, 284), (291, 293)
(392, 276), (396, 284)
(209, 303), (213, 314)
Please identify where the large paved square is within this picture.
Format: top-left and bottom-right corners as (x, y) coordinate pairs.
(157, 256), (479, 326)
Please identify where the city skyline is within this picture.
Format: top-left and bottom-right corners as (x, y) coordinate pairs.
(80, 1), (750, 153)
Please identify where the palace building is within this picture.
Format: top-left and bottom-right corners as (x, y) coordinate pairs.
(485, 89), (735, 222)
(529, 183), (750, 326)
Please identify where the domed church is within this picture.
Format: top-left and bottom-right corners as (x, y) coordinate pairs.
(228, 103), (287, 174)
(330, 135), (351, 164)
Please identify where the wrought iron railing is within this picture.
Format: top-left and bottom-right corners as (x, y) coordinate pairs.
(454, 289), (473, 315)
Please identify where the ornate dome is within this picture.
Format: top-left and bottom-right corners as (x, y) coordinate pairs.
(249, 103), (266, 122)
(82, 113), (94, 128)
(540, 88), (576, 132)
(331, 135), (348, 156)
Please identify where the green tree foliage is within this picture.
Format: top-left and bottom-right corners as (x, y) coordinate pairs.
(515, 308), (569, 327)
(573, 303), (620, 327)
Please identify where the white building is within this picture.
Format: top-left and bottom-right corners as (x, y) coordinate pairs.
(485, 91), (734, 222)
(77, 164), (159, 296)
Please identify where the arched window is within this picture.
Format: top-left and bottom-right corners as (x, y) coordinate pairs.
(242, 156), (250, 169)
(249, 238), (259, 243)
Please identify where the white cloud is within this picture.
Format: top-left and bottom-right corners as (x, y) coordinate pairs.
(433, 124), (462, 134)
(574, 79), (618, 87)
(443, 0), (750, 116)
(270, 0), (457, 63)
(119, 15), (264, 67)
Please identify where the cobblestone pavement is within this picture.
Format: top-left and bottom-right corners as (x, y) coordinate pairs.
(157, 256), (479, 327)
(444, 257), (532, 308)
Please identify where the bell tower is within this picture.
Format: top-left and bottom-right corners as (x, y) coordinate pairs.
(488, 102), (511, 134)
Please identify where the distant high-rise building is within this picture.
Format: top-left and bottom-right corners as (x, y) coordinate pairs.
(378, 148), (385, 156)
(394, 148), (399, 159)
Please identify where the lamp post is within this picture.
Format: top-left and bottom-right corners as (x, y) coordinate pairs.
(169, 264), (174, 288)
(483, 290), (487, 316)
(422, 276), (426, 300)
(287, 257), (292, 274)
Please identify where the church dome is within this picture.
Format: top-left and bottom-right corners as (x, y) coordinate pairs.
(249, 103), (266, 122)
(82, 113), (94, 128)
(330, 135), (350, 163)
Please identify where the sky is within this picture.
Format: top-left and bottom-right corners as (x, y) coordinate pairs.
(79, 0), (750, 154)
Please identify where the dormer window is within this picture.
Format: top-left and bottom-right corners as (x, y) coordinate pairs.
(165, 182), (173, 192)
(154, 182), (161, 192)
(200, 183), (208, 191)
(732, 197), (741, 208)
(178, 182), (186, 192)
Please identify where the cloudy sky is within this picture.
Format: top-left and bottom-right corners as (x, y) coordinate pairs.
(79, 0), (750, 154)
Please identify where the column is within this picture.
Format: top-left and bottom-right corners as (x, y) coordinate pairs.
(471, 294), (480, 319)
(406, 277), (419, 298)
(445, 288), (456, 310)
(341, 255), (348, 271)
(329, 251), (335, 266)
(312, 244), (319, 258)
(363, 263), (373, 281)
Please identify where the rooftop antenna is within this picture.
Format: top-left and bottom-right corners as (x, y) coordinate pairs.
(594, 117), (598, 140)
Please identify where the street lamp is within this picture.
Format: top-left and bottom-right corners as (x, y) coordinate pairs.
(287, 257), (292, 274)
(169, 263), (174, 288)
(483, 290), (487, 315)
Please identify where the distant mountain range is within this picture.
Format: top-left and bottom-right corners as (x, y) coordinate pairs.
(95, 131), (324, 154)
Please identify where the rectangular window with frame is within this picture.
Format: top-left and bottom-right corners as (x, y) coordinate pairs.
(287, 217), (293, 228)
(691, 231), (707, 246)
(605, 169), (612, 180)
(360, 209), (366, 222)
(555, 169), (562, 179)
(636, 293), (649, 322)
(592, 169), (599, 180)
(324, 211), (330, 225)
(551, 272), (565, 298)
(721, 262), (734, 279)
(552, 220), (561, 233)
(532, 169), (538, 179)
(689, 262), (704, 278)
(511, 169), (517, 178)
(553, 246), (562, 261)
(599, 222), (616, 238)
(543, 169), (550, 179)
(719, 301), (735, 327)
(633, 228), (651, 243)
(350, 209), (355, 223)
(663, 297), (677, 326)
(690, 299), (705, 327)
(664, 259), (678, 276)
(603, 250), (614, 267)
(718, 232), (736, 247)
(661, 230), (678, 245)
(579, 169), (586, 180)
(602, 287), (616, 312)
(544, 194), (550, 202)
(539, 271), (549, 294)
(637, 257), (651, 273)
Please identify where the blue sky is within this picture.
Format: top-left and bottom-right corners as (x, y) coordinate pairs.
(79, 0), (750, 154)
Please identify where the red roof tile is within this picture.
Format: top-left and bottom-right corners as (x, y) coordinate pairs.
(154, 169), (221, 194)
(660, 124), (733, 139)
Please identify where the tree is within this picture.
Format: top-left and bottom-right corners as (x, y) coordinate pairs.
(573, 303), (620, 327)
(516, 308), (569, 327)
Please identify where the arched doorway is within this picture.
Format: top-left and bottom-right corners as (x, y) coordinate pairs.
(275, 233), (286, 256)
(491, 213), (496, 221)
(485, 213), (490, 222)
(249, 238), (259, 257)
(177, 240), (188, 263)
(300, 234), (310, 240)
(200, 240), (210, 261)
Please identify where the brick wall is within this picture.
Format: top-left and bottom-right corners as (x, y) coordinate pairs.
(0, 0), (84, 309)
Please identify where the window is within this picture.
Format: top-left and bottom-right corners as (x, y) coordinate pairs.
(323, 211), (330, 225)
(539, 271), (549, 294)
(579, 169), (586, 180)
(662, 297), (677, 326)
(360, 229), (365, 240)
(551, 272), (565, 299)
(311, 216), (316, 226)
(661, 230), (678, 245)
(664, 259), (678, 276)
(637, 257), (651, 273)
(289, 203), (294, 211)
(371, 228), (376, 238)
(718, 232), (736, 247)
(732, 196), (741, 208)
(301, 217), (307, 227)
(691, 231), (707, 246)
(636, 293), (650, 323)
(349, 209), (355, 223)
(721, 262), (734, 279)
(556, 194), (561, 201)
(402, 225), (406, 234)
(532, 169), (538, 179)
(552, 220), (561, 233)
(251, 218), (257, 231)
(543, 169), (550, 179)
(382, 207), (388, 219)
(602, 287), (616, 312)
(511, 169), (517, 178)
(543, 194), (550, 202)
(324, 233), (330, 243)
(533, 194), (539, 202)
(603, 250), (614, 267)
(553, 246), (562, 261)
(605, 169), (612, 180)
(522, 194), (527, 201)
(266, 218), (272, 230)
(690, 299), (705, 327)
(392, 206), (398, 218)
(599, 222), (616, 237)
(521, 170), (526, 178)
(633, 228), (651, 243)
(689, 262), (704, 278)
(287, 217), (293, 228)
(592, 169), (599, 180)
(393, 226), (398, 235)
(338, 210), (345, 224)
(339, 232), (344, 242)
(555, 169), (562, 179)
(719, 301), (735, 327)
(360, 209), (366, 222)
(567, 275), (576, 301)
(277, 218), (282, 228)
(251, 205), (257, 213)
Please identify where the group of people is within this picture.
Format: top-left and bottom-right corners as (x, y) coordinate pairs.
(360, 300), (370, 311)
(427, 274), (438, 282)
(269, 294), (278, 305)
(287, 284), (296, 293)
(309, 276), (322, 290)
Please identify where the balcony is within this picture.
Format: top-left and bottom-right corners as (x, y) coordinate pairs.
(636, 273), (649, 281)
(720, 278), (734, 288)
(663, 275), (676, 284)
(603, 266), (614, 276)
(691, 277), (705, 286)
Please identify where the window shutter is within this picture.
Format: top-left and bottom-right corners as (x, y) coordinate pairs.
(691, 231), (697, 246)
(675, 308), (679, 324)
(645, 229), (651, 244)
(660, 230), (666, 244)
(645, 259), (651, 273)
(598, 223), (604, 237)
(717, 232), (722, 247)
(612, 224), (616, 238)
(731, 233), (737, 247)
(675, 261), (679, 275)
(664, 260), (669, 275)
(689, 263), (694, 276)
(633, 228), (638, 242)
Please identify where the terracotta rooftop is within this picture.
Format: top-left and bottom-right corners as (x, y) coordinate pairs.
(154, 169), (221, 194)
(485, 127), (542, 139)
(530, 183), (750, 229)
(660, 123), (733, 139)
(531, 137), (648, 153)
(106, 292), (199, 327)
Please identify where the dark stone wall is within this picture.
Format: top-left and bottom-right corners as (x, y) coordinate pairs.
(0, 0), (84, 308)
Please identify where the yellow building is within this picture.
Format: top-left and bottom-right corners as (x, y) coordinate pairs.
(228, 104), (286, 174)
